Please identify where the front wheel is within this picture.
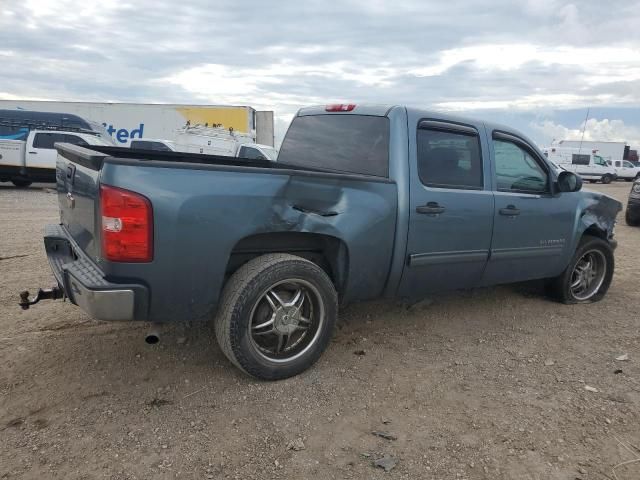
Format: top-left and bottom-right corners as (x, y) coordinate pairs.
(546, 235), (614, 304)
(601, 174), (613, 184)
(214, 253), (338, 380)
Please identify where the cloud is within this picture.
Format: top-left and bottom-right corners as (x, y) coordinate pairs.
(1, 0), (640, 145)
(531, 118), (640, 147)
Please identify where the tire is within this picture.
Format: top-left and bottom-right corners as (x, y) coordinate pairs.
(11, 179), (32, 188)
(626, 210), (640, 227)
(214, 253), (338, 380)
(546, 235), (614, 304)
(601, 175), (612, 184)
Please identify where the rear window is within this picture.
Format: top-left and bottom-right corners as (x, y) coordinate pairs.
(278, 115), (389, 177)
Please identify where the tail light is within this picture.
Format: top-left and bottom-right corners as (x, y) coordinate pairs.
(100, 184), (153, 262)
(325, 104), (356, 112)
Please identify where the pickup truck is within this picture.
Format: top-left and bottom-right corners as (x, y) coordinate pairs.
(130, 138), (279, 161)
(21, 104), (622, 380)
(0, 128), (113, 187)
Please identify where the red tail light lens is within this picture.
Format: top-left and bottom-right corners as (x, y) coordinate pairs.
(325, 104), (356, 112)
(100, 184), (153, 262)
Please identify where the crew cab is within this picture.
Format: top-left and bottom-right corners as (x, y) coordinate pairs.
(0, 128), (113, 187)
(21, 104), (622, 380)
(609, 159), (640, 181)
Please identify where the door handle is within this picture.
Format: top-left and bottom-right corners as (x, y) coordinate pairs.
(499, 205), (520, 216)
(416, 202), (445, 215)
(28, 151), (37, 154)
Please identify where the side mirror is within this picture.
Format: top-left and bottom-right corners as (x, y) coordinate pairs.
(557, 171), (582, 193)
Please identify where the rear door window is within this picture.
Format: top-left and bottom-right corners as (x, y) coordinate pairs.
(416, 127), (483, 189)
(278, 115), (389, 177)
(571, 154), (590, 165)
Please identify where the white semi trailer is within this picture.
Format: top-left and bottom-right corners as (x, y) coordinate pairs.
(0, 101), (275, 147)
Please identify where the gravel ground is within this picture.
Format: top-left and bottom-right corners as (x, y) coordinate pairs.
(0, 182), (638, 480)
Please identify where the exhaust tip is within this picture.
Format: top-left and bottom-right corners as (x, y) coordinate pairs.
(145, 333), (160, 345)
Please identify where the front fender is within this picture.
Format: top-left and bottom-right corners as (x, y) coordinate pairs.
(573, 190), (622, 250)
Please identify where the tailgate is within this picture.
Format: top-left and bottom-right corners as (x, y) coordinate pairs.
(55, 143), (108, 262)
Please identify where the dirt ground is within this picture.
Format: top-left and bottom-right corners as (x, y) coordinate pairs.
(0, 181), (638, 480)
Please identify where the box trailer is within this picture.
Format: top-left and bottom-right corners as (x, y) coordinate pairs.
(0, 101), (275, 147)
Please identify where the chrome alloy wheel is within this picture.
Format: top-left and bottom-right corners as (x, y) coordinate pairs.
(570, 249), (607, 300)
(249, 279), (325, 362)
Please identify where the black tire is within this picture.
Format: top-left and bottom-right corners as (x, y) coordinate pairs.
(11, 179), (32, 188)
(626, 210), (640, 226)
(546, 235), (614, 304)
(214, 253), (338, 380)
(601, 175), (613, 184)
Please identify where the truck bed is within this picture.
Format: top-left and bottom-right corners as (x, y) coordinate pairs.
(54, 143), (399, 322)
(61, 144), (376, 178)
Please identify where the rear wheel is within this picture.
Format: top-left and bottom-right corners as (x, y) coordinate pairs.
(11, 179), (32, 188)
(547, 235), (614, 304)
(214, 253), (338, 380)
(601, 174), (613, 184)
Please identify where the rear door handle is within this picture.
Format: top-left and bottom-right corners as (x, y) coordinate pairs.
(28, 151), (37, 154)
(416, 202), (445, 215)
(499, 205), (520, 216)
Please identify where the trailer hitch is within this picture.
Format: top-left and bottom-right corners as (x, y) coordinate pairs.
(19, 287), (64, 310)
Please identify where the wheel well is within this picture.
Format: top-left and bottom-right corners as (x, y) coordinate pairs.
(225, 232), (349, 293)
(583, 224), (607, 241)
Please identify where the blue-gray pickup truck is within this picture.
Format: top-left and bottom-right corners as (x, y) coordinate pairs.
(21, 104), (622, 380)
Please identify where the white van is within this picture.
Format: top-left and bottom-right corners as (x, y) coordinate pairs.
(543, 147), (617, 184)
(608, 159), (640, 181)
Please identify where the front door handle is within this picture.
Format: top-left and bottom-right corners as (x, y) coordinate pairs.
(416, 202), (445, 215)
(28, 151), (37, 154)
(499, 205), (520, 216)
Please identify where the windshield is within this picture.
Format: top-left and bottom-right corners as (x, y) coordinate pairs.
(278, 114), (390, 177)
(594, 155), (607, 166)
(85, 135), (116, 146)
(260, 146), (278, 161)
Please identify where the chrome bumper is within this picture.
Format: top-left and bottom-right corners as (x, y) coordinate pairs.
(44, 224), (148, 321)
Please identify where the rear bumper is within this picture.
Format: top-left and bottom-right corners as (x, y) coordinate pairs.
(44, 224), (149, 321)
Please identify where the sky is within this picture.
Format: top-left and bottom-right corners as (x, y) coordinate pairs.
(1, 0), (640, 148)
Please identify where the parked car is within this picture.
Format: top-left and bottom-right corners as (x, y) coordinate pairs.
(21, 104), (622, 380)
(0, 128), (114, 186)
(626, 179), (640, 226)
(608, 159), (640, 181)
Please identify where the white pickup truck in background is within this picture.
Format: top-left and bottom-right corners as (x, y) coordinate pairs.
(130, 125), (279, 160)
(0, 128), (114, 187)
(608, 159), (640, 181)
